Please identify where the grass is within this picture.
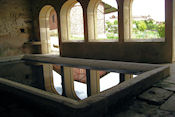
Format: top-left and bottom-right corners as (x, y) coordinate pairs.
(132, 30), (161, 39)
(70, 36), (84, 40)
(50, 30), (162, 41)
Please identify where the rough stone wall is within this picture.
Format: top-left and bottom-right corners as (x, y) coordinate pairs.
(97, 3), (105, 36)
(68, 3), (104, 37)
(49, 9), (58, 30)
(70, 3), (84, 36)
(0, 0), (33, 57)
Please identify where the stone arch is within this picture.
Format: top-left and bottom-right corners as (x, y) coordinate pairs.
(39, 5), (59, 54)
(87, 0), (119, 41)
(60, 0), (84, 42)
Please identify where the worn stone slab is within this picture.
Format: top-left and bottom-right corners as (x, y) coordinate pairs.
(129, 100), (158, 115)
(163, 76), (175, 84)
(160, 94), (175, 112)
(149, 109), (175, 117)
(154, 81), (175, 92)
(115, 110), (146, 117)
(138, 87), (173, 105)
(116, 100), (175, 117)
(170, 63), (175, 74)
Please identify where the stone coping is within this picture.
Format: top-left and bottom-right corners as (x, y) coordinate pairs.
(0, 55), (170, 116)
(0, 55), (23, 63)
(22, 54), (162, 74)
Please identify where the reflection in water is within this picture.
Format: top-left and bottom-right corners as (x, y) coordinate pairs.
(53, 69), (88, 99)
(74, 81), (87, 100)
(0, 61), (139, 100)
(52, 69), (137, 99)
(100, 72), (119, 92)
(52, 70), (121, 99)
(53, 70), (62, 95)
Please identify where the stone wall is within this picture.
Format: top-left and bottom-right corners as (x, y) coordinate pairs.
(70, 3), (84, 36)
(0, 0), (33, 57)
(49, 9), (58, 30)
(97, 3), (105, 36)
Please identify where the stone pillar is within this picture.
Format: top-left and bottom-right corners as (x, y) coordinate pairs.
(120, 73), (133, 83)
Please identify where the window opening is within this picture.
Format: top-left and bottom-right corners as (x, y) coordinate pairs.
(60, 1), (85, 42)
(88, 0), (118, 41)
(124, 0), (165, 41)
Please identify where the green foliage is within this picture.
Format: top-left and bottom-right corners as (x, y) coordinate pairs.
(134, 20), (147, 31)
(132, 30), (159, 39)
(144, 19), (157, 30)
(104, 18), (165, 40)
(114, 20), (118, 25)
(105, 20), (118, 33)
(105, 20), (118, 39)
(157, 22), (165, 38)
(70, 35), (84, 40)
(132, 19), (165, 39)
(106, 33), (118, 39)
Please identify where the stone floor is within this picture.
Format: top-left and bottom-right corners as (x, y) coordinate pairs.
(107, 63), (175, 117)
(0, 63), (175, 117)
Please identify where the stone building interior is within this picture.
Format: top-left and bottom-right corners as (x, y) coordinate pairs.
(0, 0), (175, 116)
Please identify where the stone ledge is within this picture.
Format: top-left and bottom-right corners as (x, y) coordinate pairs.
(22, 54), (162, 74)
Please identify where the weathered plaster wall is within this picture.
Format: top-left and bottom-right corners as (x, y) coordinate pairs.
(0, 0), (33, 57)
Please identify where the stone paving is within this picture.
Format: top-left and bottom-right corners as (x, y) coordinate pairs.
(138, 87), (173, 105)
(110, 80), (175, 117)
(161, 94), (175, 112)
(109, 63), (175, 117)
(0, 63), (175, 117)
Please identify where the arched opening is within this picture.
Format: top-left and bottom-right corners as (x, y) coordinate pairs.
(39, 5), (59, 54)
(87, 0), (118, 42)
(60, 0), (84, 42)
(124, 0), (165, 42)
(39, 6), (62, 95)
